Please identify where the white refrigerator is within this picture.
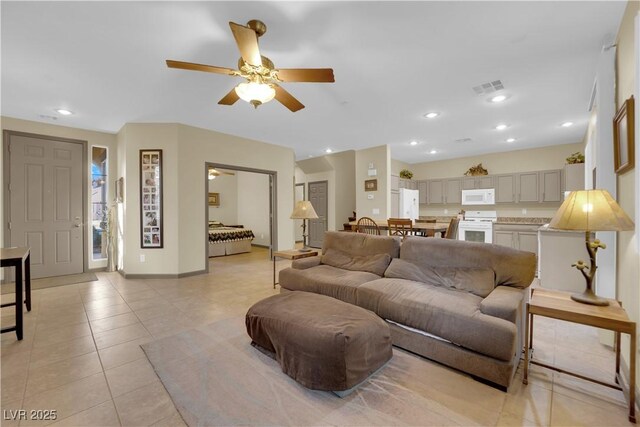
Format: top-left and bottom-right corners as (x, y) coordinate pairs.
(398, 188), (419, 221)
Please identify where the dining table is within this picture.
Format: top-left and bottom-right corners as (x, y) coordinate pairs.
(348, 220), (449, 236)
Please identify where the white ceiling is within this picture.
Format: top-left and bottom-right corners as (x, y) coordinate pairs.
(1, 1), (626, 163)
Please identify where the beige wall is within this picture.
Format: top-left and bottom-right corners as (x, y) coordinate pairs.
(355, 145), (390, 220)
(116, 123), (295, 275)
(614, 0), (640, 400)
(208, 174), (238, 225)
(296, 150), (356, 231)
(391, 158), (410, 175)
(411, 142), (583, 180)
(1, 116), (118, 271)
(176, 124), (295, 273)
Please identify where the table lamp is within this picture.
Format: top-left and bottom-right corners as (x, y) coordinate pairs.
(548, 189), (635, 306)
(290, 201), (319, 252)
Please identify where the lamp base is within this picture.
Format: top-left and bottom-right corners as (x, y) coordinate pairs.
(571, 290), (609, 306)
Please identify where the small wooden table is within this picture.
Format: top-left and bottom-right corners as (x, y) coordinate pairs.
(1, 247), (32, 340)
(272, 249), (319, 289)
(524, 288), (636, 423)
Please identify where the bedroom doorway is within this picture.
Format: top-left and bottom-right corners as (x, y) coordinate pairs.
(204, 162), (277, 273)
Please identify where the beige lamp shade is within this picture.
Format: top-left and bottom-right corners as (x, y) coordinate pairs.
(290, 201), (319, 220)
(549, 190), (635, 231)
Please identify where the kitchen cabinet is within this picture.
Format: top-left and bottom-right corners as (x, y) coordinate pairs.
(428, 180), (445, 204)
(418, 180), (428, 204)
(495, 174), (516, 203)
(444, 178), (462, 204)
(540, 169), (563, 202)
(390, 190), (399, 218)
(421, 168), (564, 206)
(563, 163), (584, 192)
(390, 175), (399, 192)
(399, 178), (417, 190)
(463, 176), (494, 190)
(517, 172), (539, 203)
(493, 224), (539, 262)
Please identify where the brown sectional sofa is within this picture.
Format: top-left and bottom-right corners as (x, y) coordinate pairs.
(278, 231), (536, 389)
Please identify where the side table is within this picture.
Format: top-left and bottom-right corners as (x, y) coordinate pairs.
(1, 247), (32, 340)
(272, 249), (319, 289)
(523, 288), (636, 423)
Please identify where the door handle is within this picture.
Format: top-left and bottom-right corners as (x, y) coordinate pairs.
(73, 223), (82, 228)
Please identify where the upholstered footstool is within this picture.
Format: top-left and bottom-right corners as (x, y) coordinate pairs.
(246, 291), (392, 395)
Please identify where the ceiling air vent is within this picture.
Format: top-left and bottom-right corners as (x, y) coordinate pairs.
(454, 138), (473, 143)
(472, 80), (504, 95)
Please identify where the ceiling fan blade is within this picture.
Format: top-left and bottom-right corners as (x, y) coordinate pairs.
(274, 85), (305, 112)
(218, 88), (240, 105)
(229, 22), (262, 67)
(276, 68), (335, 83)
(166, 60), (235, 75)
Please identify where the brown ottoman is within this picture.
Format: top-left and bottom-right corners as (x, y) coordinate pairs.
(246, 292), (392, 394)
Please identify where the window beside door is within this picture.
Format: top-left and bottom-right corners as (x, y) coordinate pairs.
(91, 147), (108, 260)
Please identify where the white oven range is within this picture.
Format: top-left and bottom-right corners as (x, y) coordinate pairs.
(458, 210), (497, 244)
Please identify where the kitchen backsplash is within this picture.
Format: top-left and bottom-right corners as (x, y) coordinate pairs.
(419, 205), (560, 219)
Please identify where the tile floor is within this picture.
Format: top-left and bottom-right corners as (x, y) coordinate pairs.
(0, 247), (636, 426)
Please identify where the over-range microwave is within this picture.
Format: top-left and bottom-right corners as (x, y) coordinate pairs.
(461, 188), (495, 206)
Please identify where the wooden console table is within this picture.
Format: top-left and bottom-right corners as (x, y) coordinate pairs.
(1, 247), (32, 340)
(272, 249), (319, 289)
(523, 288), (636, 423)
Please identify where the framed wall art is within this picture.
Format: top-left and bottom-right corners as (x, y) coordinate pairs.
(364, 179), (377, 191)
(140, 149), (163, 248)
(208, 192), (220, 207)
(613, 95), (635, 175)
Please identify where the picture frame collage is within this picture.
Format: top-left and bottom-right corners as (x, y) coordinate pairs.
(140, 149), (163, 248)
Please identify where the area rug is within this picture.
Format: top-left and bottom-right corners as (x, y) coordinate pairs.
(141, 317), (506, 426)
(1, 272), (98, 294)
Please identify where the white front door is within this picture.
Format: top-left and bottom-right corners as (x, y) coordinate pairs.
(8, 133), (85, 278)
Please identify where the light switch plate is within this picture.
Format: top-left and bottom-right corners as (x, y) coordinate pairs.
(372, 208), (380, 215)
(522, 208), (527, 215)
(139, 254), (145, 262)
(368, 169), (377, 176)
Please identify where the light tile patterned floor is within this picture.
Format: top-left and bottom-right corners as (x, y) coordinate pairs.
(0, 247), (636, 426)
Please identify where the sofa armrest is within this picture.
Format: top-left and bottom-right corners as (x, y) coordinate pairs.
(291, 255), (322, 270)
(480, 286), (525, 323)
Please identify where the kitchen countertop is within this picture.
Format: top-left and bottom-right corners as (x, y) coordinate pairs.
(495, 217), (552, 225)
(419, 216), (552, 225)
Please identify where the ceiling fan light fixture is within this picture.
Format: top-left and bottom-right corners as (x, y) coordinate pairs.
(235, 81), (276, 107)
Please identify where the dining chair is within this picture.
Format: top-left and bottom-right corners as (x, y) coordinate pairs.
(444, 217), (460, 240)
(414, 218), (436, 237)
(387, 218), (413, 239)
(356, 217), (381, 235)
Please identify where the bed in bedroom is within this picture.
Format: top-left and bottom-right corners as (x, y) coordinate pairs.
(208, 222), (256, 257)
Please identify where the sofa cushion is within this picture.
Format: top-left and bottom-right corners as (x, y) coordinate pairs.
(279, 265), (381, 304)
(399, 237), (536, 289)
(384, 258), (495, 298)
(356, 278), (517, 361)
(322, 248), (392, 276)
(322, 231), (400, 259)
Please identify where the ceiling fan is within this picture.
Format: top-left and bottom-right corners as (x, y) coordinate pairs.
(166, 19), (335, 112)
(208, 168), (235, 180)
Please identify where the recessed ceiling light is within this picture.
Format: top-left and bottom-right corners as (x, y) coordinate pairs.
(490, 95), (507, 103)
(561, 121), (573, 127)
(55, 109), (73, 116)
(506, 138), (517, 143)
(429, 149), (437, 155)
(495, 124), (508, 130)
(410, 141), (418, 146)
(424, 112), (439, 119)
(325, 148), (333, 153)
